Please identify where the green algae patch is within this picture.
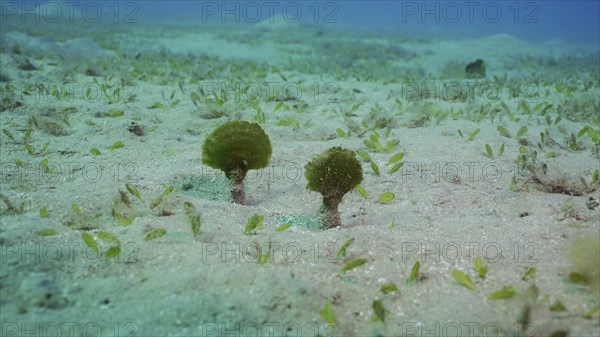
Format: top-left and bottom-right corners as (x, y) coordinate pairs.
(276, 215), (320, 230)
(173, 176), (235, 202)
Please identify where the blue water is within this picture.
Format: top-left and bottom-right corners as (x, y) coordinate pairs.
(2, 1), (598, 44)
(127, 0), (600, 44)
(144, 0), (600, 43)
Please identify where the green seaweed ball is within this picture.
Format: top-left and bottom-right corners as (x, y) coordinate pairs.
(202, 120), (271, 175)
(305, 147), (363, 229)
(305, 147), (363, 198)
(202, 120), (271, 204)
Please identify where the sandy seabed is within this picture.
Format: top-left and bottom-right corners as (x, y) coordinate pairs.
(1, 9), (599, 337)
